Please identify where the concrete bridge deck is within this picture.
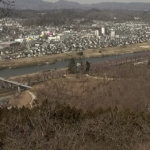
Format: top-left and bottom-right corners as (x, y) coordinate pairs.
(0, 77), (31, 89)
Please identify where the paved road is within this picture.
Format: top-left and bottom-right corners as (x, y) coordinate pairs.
(28, 91), (36, 108)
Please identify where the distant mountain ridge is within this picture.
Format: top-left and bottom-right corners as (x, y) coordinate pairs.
(91, 2), (150, 11)
(2, 0), (150, 10)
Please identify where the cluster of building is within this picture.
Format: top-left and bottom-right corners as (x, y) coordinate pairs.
(0, 18), (150, 60)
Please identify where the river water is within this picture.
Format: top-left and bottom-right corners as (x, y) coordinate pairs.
(0, 52), (148, 77)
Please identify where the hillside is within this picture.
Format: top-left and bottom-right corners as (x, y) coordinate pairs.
(91, 2), (150, 11)
(1, 60), (150, 150)
(1, 0), (150, 10)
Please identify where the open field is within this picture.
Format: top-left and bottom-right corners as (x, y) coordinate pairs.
(1, 42), (150, 69)
(8, 91), (32, 108)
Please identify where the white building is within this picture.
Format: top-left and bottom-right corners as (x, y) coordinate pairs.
(48, 36), (60, 41)
(110, 29), (115, 38)
(92, 24), (97, 27)
(15, 39), (24, 43)
(101, 27), (105, 35)
(63, 30), (71, 33)
(95, 30), (99, 37)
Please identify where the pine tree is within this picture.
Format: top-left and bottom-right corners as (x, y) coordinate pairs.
(68, 58), (77, 74)
(148, 60), (150, 66)
(85, 61), (90, 73)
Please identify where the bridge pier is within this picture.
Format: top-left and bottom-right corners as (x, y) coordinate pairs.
(18, 86), (21, 93)
(0, 77), (31, 92)
(9, 83), (13, 89)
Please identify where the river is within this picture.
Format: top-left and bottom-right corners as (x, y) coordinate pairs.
(0, 52), (149, 77)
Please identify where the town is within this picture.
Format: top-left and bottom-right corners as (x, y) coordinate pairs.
(1, 18), (150, 60)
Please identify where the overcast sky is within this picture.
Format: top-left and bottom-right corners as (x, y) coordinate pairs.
(44, 0), (150, 4)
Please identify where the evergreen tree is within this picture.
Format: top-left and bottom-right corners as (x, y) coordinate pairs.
(68, 58), (77, 74)
(85, 61), (90, 73)
(148, 60), (150, 66)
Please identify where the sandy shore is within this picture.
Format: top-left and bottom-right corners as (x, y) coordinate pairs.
(0, 42), (150, 69)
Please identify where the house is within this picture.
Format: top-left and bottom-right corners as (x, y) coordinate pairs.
(15, 39), (24, 43)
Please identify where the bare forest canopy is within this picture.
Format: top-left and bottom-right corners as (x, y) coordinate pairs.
(5, 9), (150, 26)
(1, 100), (150, 150)
(1, 0), (150, 25)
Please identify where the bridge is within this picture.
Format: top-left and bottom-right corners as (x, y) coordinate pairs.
(0, 77), (31, 92)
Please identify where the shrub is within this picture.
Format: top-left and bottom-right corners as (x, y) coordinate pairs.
(68, 58), (77, 74)
(76, 52), (84, 56)
(147, 60), (150, 66)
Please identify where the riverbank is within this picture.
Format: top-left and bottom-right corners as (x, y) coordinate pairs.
(0, 42), (150, 70)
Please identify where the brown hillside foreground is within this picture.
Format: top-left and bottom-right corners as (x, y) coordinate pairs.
(30, 64), (150, 112)
(7, 63), (150, 112)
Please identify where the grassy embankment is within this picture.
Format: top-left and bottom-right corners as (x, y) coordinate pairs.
(0, 42), (150, 69)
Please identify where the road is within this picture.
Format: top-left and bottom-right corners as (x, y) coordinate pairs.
(28, 91), (36, 108)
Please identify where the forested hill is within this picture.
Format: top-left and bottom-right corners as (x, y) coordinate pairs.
(10, 9), (150, 26)
(1, 100), (150, 150)
(2, 0), (150, 10)
(91, 2), (150, 11)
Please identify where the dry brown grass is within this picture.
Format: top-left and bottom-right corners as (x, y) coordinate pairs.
(136, 142), (150, 150)
(32, 67), (150, 112)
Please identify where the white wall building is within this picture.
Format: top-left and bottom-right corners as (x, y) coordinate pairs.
(101, 27), (105, 35)
(110, 29), (115, 38)
(92, 24), (97, 27)
(15, 39), (24, 43)
(95, 30), (99, 37)
(48, 36), (60, 41)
